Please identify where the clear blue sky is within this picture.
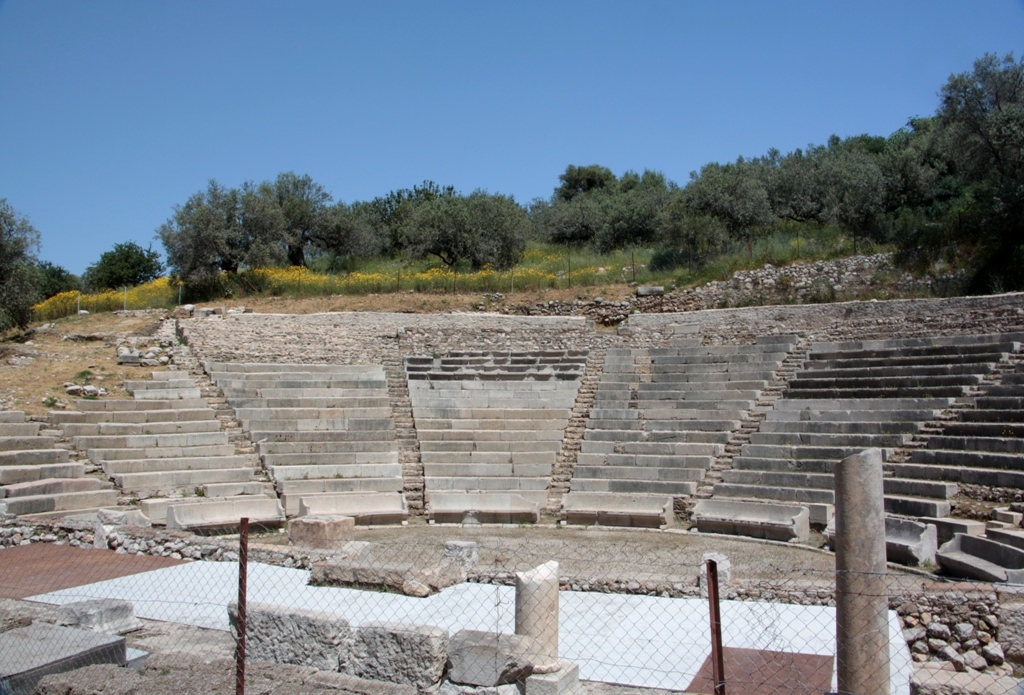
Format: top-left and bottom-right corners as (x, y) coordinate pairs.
(1, 1), (1022, 274)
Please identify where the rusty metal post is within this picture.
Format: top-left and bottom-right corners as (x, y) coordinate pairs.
(236, 517), (249, 695)
(706, 559), (726, 695)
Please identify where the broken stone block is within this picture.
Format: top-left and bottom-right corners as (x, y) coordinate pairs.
(524, 660), (586, 695)
(228, 602), (354, 672)
(443, 540), (479, 570)
(440, 680), (521, 695)
(995, 508), (1023, 526)
(0, 624), (126, 695)
(56, 599), (142, 635)
(97, 508), (151, 527)
(352, 622), (448, 693)
(288, 515), (355, 548)
(447, 630), (544, 686)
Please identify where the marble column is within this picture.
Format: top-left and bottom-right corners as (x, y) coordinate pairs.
(835, 448), (890, 695)
(515, 560), (560, 672)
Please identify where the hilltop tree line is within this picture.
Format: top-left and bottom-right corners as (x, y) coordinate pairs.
(1, 52), (1021, 329)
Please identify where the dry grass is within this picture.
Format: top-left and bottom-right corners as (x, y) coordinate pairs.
(0, 312), (172, 417)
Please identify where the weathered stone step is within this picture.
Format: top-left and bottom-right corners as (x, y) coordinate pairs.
(420, 450), (553, 464)
(740, 443), (892, 460)
(910, 448), (1024, 470)
(758, 420), (922, 434)
(59, 420), (222, 437)
(943, 419), (1024, 435)
(112, 467), (255, 492)
(784, 386), (969, 399)
(0, 436), (58, 452)
(257, 440), (398, 454)
(0, 489), (119, 515)
(577, 453), (713, 469)
(101, 455), (250, 474)
(801, 363), (996, 378)
(0, 423), (41, 437)
(423, 462), (551, 478)
(789, 374), (983, 389)
(269, 459), (402, 479)
(262, 451), (400, 466)
(72, 398), (208, 412)
(0, 449), (71, 466)
(0, 463), (85, 485)
(53, 408), (217, 425)
(926, 435), (1024, 454)
(0, 477), (110, 499)
(228, 397), (391, 409)
(570, 479), (696, 496)
(892, 463), (1024, 489)
(87, 444), (236, 462)
(574, 464), (705, 481)
(748, 432), (913, 447)
(975, 397), (1024, 410)
(73, 432), (229, 450)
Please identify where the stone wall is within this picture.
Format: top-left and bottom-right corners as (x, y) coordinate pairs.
(505, 254), (965, 326)
(180, 312), (600, 365)
(178, 291), (1024, 366)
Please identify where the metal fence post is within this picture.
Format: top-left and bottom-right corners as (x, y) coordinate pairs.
(236, 517), (249, 695)
(706, 559), (726, 695)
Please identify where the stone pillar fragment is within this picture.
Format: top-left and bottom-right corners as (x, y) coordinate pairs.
(515, 561), (560, 672)
(835, 448), (890, 695)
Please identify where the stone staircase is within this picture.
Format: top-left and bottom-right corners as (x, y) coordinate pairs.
(566, 334), (797, 522)
(207, 362), (403, 518)
(711, 332), (1024, 525)
(0, 410), (117, 516)
(405, 351), (587, 522)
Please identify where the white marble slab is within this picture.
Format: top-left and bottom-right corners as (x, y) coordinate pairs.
(28, 560), (912, 693)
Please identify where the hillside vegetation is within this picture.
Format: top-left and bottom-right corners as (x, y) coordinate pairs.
(3, 53), (1022, 328)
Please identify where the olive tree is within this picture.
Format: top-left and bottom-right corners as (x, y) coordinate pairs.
(0, 199), (41, 330)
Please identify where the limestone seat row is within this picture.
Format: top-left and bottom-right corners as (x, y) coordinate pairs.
(0, 410), (117, 516)
(895, 361), (1024, 490)
(566, 336), (796, 524)
(937, 524), (1024, 584)
(51, 371), (268, 529)
(710, 333), (1024, 528)
(208, 362), (405, 521)
(407, 351), (588, 523)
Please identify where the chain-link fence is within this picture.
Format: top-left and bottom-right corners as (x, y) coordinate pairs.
(2, 518), (1024, 695)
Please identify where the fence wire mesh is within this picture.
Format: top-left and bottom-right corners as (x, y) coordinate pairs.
(2, 518), (1024, 695)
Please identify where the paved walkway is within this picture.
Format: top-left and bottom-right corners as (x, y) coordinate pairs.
(0, 544), (182, 599)
(25, 559), (913, 693)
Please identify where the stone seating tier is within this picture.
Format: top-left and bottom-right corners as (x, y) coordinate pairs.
(408, 352), (586, 518)
(427, 491), (540, 524)
(570, 340), (796, 506)
(692, 499), (810, 542)
(707, 333), (1022, 530)
(165, 497), (285, 531)
(297, 492), (408, 525)
(0, 411), (115, 515)
(562, 492), (673, 529)
(936, 533), (1024, 584)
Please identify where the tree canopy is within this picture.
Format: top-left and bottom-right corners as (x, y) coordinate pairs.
(84, 241), (164, 291)
(0, 199), (41, 330)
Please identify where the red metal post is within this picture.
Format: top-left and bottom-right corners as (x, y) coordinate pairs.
(706, 559), (726, 695)
(236, 517), (249, 695)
